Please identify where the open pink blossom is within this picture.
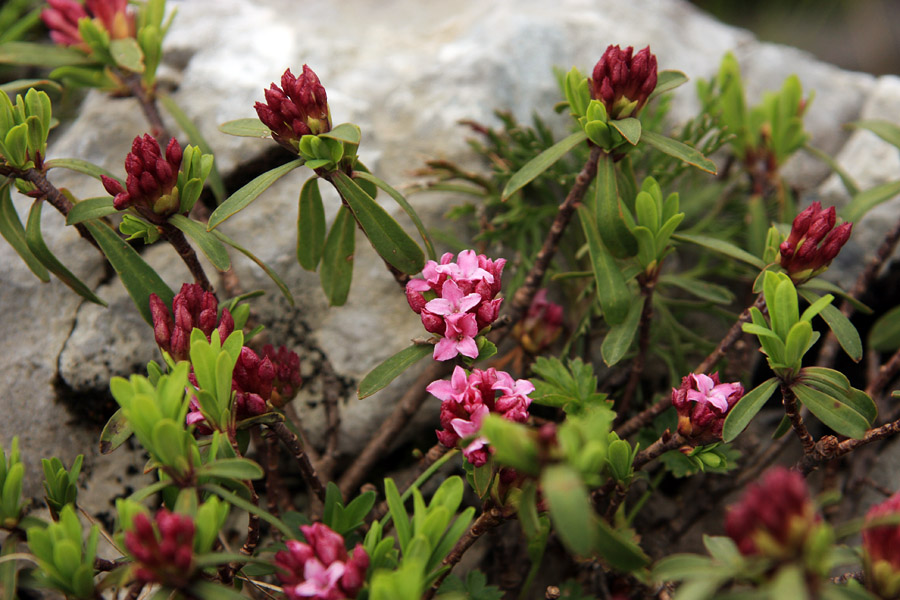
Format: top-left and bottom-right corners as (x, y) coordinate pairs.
(672, 372), (743, 443)
(433, 313), (479, 361)
(425, 280), (482, 317)
(685, 373), (740, 412)
(275, 523), (368, 600)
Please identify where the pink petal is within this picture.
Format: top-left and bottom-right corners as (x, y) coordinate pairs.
(457, 336), (479, 359)
(433, 338), (459, 361)
(425, 297), (454, 316)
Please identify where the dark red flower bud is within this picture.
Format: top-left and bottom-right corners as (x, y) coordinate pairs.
(124, 509), (195, 587)
(590, 45), (658, 119)
(779, 202), (852, 281)
(421, 310), (445, 335)
(255, 65), (331, 153)
(107, 135), (183, 220)
(150, 284), (233, 362)
(671, 373), (743, 444)
(863, 492), (900, 598)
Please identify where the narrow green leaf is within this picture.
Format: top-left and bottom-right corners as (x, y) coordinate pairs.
(202, 483), (294, 539)
(191, 579), (258, 600)
(647, 70), (689, 102)
(541, 465), (594, 556)
(158, 94), (226, 203)
(869, 304), (900, 351)
(358, 343), (433, 399)
(601, 296), (644, 366)
(0, 41), (94, 67)
(109, 38), (144, 73)
(384, 478), (411, 553)
(578, 205), (630, 325)
(354, 170), (437, 261)
(330, 171), (424, 274)
(199, 458), (264, 481)
(207, 159), (303, 229)
(784, 320), (812, 367)
(799, 289), (862, 362)
(594, 517), (650, 571)
(610, 118), (642, 146)
(803, 143), (859, 197)
(501, 130), (587, 200)
(659, 274), (734, 304)
(217, 117), (272, 138)
(594, 151), (637, 258)
(66, 197), (117, 225)
(800, 293), (834, 323)
(169, 214), (230, 271)
(83, 220), (174, 324)
(99, 408), (133, 454)
(801, 278), (871, 314)
(673, 232), (766, 269)
(211, 229), (294, 305)
(850, 119), (900, 151)
(641, 130), (717, 174)
(844, 387), (877, 426)
(25, 200), (106, 306)
(800, 367), (851, 394)
(793, 384), (869, 440)
(652, 554), (716, 580)
(319, 205), (355, 306)
(297, 177), (326, 271)
(0, 182), (49, 281)
(320, 123), (361, 145)
(772, 278), (799, 340)
(722, 377), (779, 442)
(45, 158), (124, 186)
(842, 179), (900, 224)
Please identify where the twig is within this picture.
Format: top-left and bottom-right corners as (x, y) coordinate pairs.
(124, 74), (172, 145)
(158, 222), (214, 293)
(795, 418), (900, 475)
(633, 431), (685, 471)
(317, 357), (342, 481)
(615, 395), (670, 439)
(694, 293), (765, 374)
(782, 382), (816, 455)
(620, 273), (656, 414)
(268, 421), (328, 503)
(423, 506), (505, 600)
(125, 581), (145, 600)
(508, 144), (602, 325)
(338, 360), (452, 498)
(830, 571), (864, 585)
(868, 346), (900, 400)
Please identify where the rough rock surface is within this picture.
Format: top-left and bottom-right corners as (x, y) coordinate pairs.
(2, 0), (898, 509)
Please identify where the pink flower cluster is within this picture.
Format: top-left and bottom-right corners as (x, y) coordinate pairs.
(150, 284), (235, 363)
(671, 373), (743, 444)
(42, 0), (135, 50)
(102, 135), (184, 219)
(406, 250), (505, 361)
(428, 366), (533, 466)
(275, 523), (369, 600)
(124, 509), (195, 586)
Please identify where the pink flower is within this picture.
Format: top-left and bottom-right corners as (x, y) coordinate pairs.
(671, 373), (743, 443)
(862, 492), (900, 599)
(255, 66), (331, 153)
(275, 523), (369, 600)
(125, 509), (195, 587)
(433, 313), (479, 361)
(425, 280), (482, 317)
(42, 0), (135, 50)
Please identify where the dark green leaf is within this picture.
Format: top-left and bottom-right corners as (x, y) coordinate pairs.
(801, 278), (871, 314)
(158, 94), (226, 203)
(207, 159), (303, 229)
(45, 158), (123, 186)
(641, 130), (717, 174)
(541, 465), (594, 557)
(594, 151), (637, 258)
(99, 408), (133, 455)
(722, 377), (779, 442)
(211, 229), (294, 305)
(793, 384), (869, 439)
(609, 118), (641, 145)
(593, 519), (650, 571)
(578, 205), (630, 325)
(217, 117), (272, 138)
(0, 182), (49, 281)
(799, 289), (862, 362)
(319, 205), (355, 306)
(199, 458), (264, 481)
(0, 41), (94, 67)
(358, 343), (433, 399)
(330, 171), (425, 274)
(297, 177), (326, 271)
(26, 200), (106, 306)
(648, 70), (689, 102)
(66, 197), (117, 225)
(869, 304), (900, 351)
(842, 179), (900, 224)
(354, 170), (437, 261)
(844, 387), (877, 426)
(83, 220), (174, 324)
(601, 296), (643, 366)
(169, 214), (230, 271)
(673, 232), (766, 269)
(501, 130), (587, 200)
(109, 38), (144, 73)
(660, 274), (734, 304)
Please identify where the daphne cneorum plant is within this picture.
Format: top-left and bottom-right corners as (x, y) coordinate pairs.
(2, 4), (900, 599)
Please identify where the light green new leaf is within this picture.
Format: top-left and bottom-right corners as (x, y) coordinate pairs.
(610, 118), (642, 146)
(722, 377), (779, 442)
(541, 465), (594, 557)
(641, 130), (717, 174)
(850, 119), (900, 151)
(217, 117), (272, 138)
(647, 70), (689, 102)
(207, 159), (303, 229)
(594, 151), (637, 258)
(501, 130), (587, 200)
(793, 383), (869, 440)
(320, 123), (361, 145)
(358, 343), (433, 399)
(319, 205), (355, 306)
(109, 38), (144, 73)
(199, 458), (264, 481)
(169, 214), (230, 271)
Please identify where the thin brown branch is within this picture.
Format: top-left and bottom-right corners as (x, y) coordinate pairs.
(158, 222), (214, 293)
(124, 74), (172, 145)
(508, 144), (602, 325)
(615, 395), (670, 439)
(868, 346), (900, 401)
(317, 357), (342, 481)
(633, 431), (685, 471)
(423, 506), (505, 600)
(782, 382), (816, 455)
(620, 274), (656, 414)
(695, 293), (765, 374)
(796, 418), (900, 475)
(268, 421), (328, 503)
(338, 360), (452, 498)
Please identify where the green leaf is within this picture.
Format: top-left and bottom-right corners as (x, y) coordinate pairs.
(660, 274), (734, 304)
(109, 38), (144, 72)
(354, 170), (437, 261)
(207, 159), (303, 229)
(25, 200), (107, 306)
(330, 171), (425, 274)
(217, 117), (272, 138)
(199, 458), (264, 481)
(801, 278), (871, 314)
(99, 408), (133, 455)
(0, 41), (94, 67)
(501, 130), (587, 200)
(541, 465), (594, 556)
(799, 289), (862, 362)
(609, 118), (641, 146)
(793, 384), (869, 439)
(673, 233), (765, 269)
(784, 320), (812, 367)
(842, 179), (900, 224)
(804, 143), (859, 197)
(384, 478), (411, 553)
(594, 151), (637, 258)
(0, 182), (49, 281)
(843, 387), (877, 426)
(190, 580), (255, 600)
(297, 177), (326, 271)
(320, 123), (361, 145)
(648, 70), (689, 102)
(652, 553), (716, 580)
(594, 518), (650, 571)
(800, 367), (852, 394)
(722, 377), (779, 442)
(641, 130), (717, 174)
(65, 197), (117, 225)
(869, 304), (900, 351)
(358, 343), (433, 399)
(157, 94), (226, 203)
(83, 220), (174, 325)
(601, 296), (643, 366)
(319, 205), (355, 306)
(578, 205), (630, 325)
(211, 229), (294, 305)
(169, 214), (230, 271)
(849, 119), (900, 151)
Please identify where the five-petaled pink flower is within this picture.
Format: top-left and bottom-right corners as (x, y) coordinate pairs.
(671, 373), (743, 443)
(274, 523), (369, 600)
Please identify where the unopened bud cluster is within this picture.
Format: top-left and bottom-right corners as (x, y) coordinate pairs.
(590, 45), (658, 119)
(406, 250), (505, 361)
(150, 283), (234, 362)
(863, 492), (900, 599)
(428, 365), (533, 466)
(778, 201), (852, 281)
(671, 373), (743, 444)
(42, 0), (135, 50)
(124, 509), (195, 587)
(275, 523), (369, 600)
(256, 66), (331, 153)
(513, 289), (563, 354)
(102, 134), (184, 220)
